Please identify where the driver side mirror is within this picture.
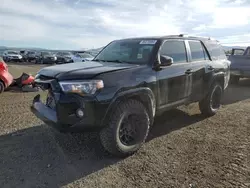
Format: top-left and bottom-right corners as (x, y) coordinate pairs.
(160, 55), (173, 66)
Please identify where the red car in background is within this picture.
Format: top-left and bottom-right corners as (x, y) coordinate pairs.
(0, 57), (13, 93)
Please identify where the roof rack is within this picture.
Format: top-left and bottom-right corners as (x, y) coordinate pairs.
(178, 34), (214, 40)
(178, 34), (189, 37)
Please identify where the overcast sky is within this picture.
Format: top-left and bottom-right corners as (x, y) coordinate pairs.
(0, 0), (250, 50)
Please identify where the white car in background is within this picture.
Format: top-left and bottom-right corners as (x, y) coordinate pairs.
(3, 50), (23, 62)
(78, 52), (94, 61)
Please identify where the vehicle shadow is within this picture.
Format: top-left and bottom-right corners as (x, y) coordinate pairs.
(0, 108), (206, 187)
(221, 79), (250, 105)
(0, 125), (119, 188)
(147, 108), (205, 141)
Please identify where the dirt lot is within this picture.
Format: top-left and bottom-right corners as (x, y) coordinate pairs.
(0, 63), (250, 188)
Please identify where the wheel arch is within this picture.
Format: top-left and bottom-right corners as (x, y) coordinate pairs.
(101, 87), (156, 127)
(210, 72), (225, 90)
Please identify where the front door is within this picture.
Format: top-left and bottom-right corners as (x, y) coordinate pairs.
(156, 39), (192, 109)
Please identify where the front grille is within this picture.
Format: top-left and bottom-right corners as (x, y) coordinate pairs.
(35, 74), (61, 92)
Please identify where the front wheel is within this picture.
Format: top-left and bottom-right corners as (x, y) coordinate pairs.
(199, 83), (223, 117)
(100, 99), (150, 157)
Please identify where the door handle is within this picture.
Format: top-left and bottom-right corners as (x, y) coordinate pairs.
(185, 69), (193, 74)
(208, 66), (215, 71)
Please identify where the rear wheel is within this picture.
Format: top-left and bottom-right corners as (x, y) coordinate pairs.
(0, 81), (5, 93)
(199, 83), (223, 117)
(100, 99), (150, 157)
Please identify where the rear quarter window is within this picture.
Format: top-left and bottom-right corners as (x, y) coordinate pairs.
(204, 40), (227, 60)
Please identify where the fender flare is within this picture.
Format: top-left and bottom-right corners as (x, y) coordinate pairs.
(101, 87), (156, 126)
(209, 72), (225, 89)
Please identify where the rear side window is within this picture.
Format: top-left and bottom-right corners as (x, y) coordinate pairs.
(204, 40), (227, 60)
(189, 40), (210, 61)
(160, 40), (187, 63)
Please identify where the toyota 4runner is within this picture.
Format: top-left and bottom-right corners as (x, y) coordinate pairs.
(31, 34), (231, 157)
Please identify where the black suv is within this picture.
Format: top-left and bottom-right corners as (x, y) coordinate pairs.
(31, 35), (231, 157)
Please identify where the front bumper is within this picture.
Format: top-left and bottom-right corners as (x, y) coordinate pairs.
(28, 57), (38, 61)
(30, 92), (107, 132)
(43, 58), (57, 63)
(57, 57), (72, 63)
(5, 56), (22, 61)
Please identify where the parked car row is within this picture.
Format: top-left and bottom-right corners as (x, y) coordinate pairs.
(2, 50), (94, 64)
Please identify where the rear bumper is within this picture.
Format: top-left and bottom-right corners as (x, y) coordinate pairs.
(30, 93), (108, 132)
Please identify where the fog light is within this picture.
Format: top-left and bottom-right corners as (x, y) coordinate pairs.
(76, 108), (84, 118)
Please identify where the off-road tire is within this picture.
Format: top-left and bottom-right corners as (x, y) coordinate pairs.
(230, 76), (240, 85)
(199, 82), (223, 117)
(100, 99), (150, 157)
(0, 81), (5, 93)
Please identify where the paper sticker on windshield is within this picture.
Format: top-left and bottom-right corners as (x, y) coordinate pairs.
(139, 40), (157, 45)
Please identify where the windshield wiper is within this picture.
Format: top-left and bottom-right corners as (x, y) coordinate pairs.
(92, 59), (106, 62)
(93, 59), (130, 63)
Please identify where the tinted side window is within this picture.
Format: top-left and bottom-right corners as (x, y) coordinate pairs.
(189, 41), (206, 61)
(160, 40), (187, 63)
(204, 40), (226, 60)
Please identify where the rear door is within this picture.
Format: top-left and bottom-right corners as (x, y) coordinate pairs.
(156, 39), (192, 108)
(186, 40), (212, 101)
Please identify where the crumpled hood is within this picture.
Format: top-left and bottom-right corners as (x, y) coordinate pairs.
(37, 60), (139, 80)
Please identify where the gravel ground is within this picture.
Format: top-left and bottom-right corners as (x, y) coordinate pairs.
(0, 63), (250, 188)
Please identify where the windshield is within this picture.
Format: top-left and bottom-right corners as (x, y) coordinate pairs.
(28, 52), (36, 54)
(7, 51), (19, 54)
(79, 53), (93, 58)
(94, 39), (157, 64)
